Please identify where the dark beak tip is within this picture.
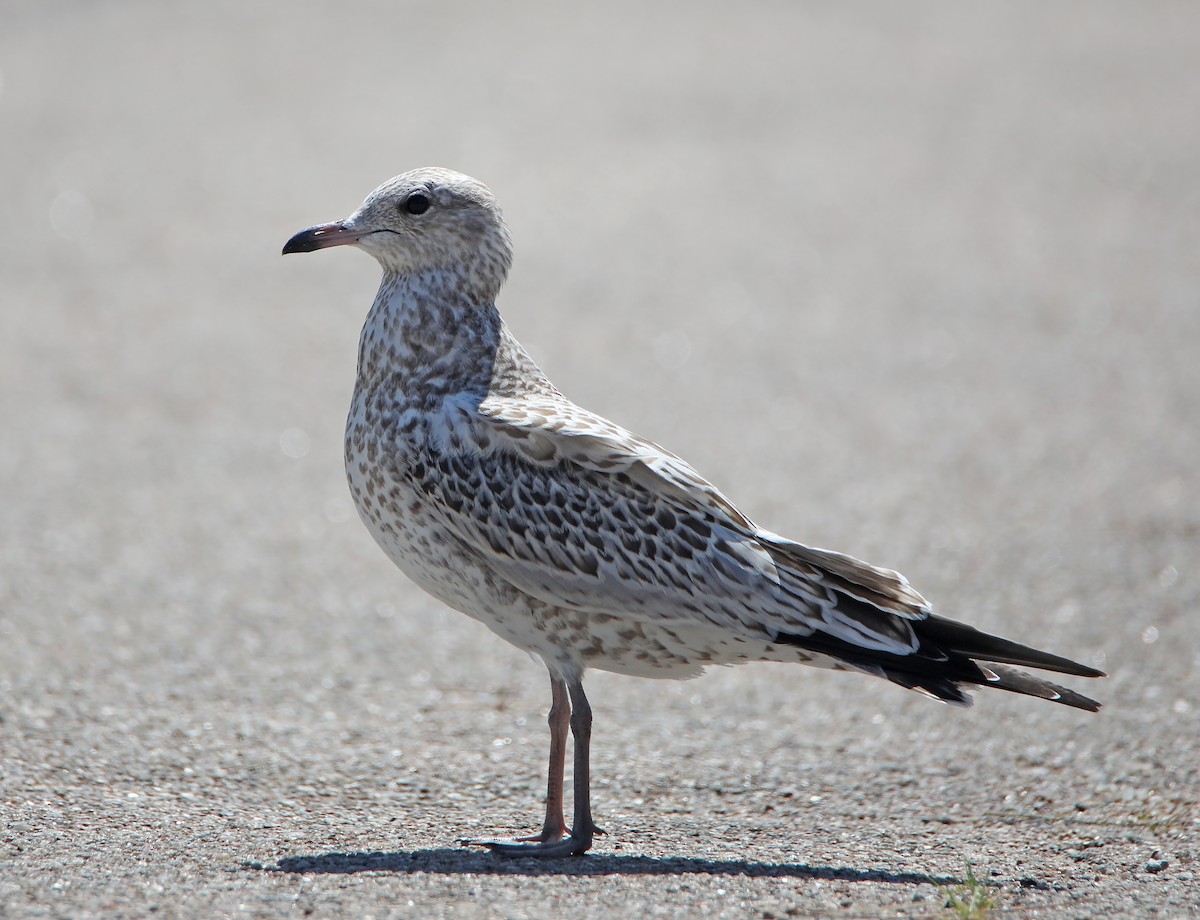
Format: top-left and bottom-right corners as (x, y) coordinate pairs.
(282, 227), (322, 255)
(282, 221), (359, 256)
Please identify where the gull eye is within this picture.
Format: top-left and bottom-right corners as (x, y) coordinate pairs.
(401, 192), (431, 216)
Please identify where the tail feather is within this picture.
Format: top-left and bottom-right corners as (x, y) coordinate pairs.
(982, 663), (1102, 712)
(777, 612), (1103, 712)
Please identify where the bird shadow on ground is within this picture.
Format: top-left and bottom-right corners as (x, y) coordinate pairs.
(263, 849), (956, 884)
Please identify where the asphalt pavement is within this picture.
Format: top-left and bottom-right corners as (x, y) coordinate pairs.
(1, 3), (1197, 917)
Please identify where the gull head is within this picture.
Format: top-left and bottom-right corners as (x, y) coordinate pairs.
(283, 167), (513, 297)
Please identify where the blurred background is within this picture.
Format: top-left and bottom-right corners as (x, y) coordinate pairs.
(1, 1), (1197, 915)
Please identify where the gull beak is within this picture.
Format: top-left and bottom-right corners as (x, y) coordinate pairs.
(282, 221), (365, 254)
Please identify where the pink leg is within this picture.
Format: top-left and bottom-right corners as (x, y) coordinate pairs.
(462, 674), (599, 857)
(518, 675), (569, 842)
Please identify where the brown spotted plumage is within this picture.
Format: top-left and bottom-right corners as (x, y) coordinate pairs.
(283, 167), (1103, 857)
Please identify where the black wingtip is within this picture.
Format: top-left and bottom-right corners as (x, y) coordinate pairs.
(918, 614), (1104, 678)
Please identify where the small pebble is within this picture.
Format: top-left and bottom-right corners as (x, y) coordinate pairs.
(1144, 859), (1168, 873)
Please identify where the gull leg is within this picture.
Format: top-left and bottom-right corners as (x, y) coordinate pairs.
(563, 677), (601, 849)
(463, 674), (599, 857)
(516, 675), (569, 842)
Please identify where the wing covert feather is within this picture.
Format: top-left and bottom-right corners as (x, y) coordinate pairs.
(400, 395), (923, 653)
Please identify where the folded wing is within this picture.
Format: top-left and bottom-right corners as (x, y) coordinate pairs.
(400, 393), (1101, 709)
(404, 394), (925, 655)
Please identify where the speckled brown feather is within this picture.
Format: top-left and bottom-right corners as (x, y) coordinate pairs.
(297, 167), (1101, 706)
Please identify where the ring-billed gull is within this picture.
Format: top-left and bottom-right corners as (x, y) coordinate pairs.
(283, 167), (1103, 857)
